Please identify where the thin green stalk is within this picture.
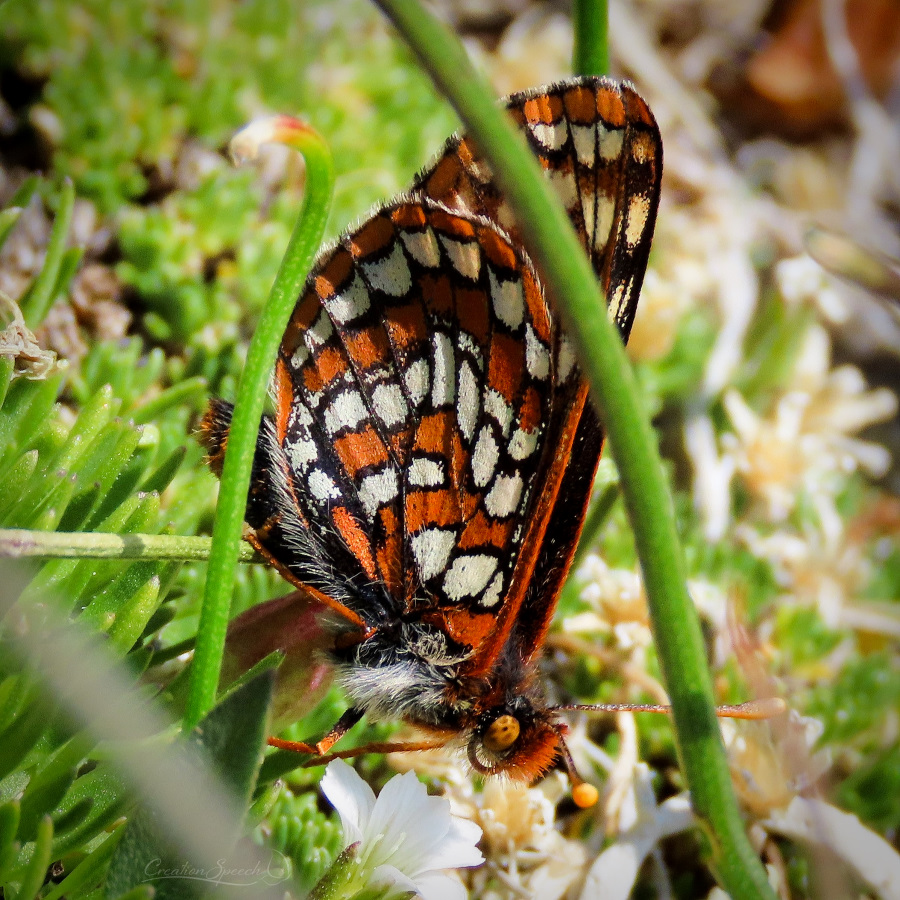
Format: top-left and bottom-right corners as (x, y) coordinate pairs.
(371, 2), (774, 897)
(573, 0), (609, 76)
(185, 119), (334, 729)
(0, 528), (260, 563)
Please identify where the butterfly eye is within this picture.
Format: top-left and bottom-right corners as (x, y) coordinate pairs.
(483, 714), (520, 753)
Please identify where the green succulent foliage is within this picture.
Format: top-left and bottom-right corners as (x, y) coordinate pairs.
(105, 670), (275, 900)
(258, 786), (343, 896)
(0, 184), (193, 898)
(0, 0), (455, 365)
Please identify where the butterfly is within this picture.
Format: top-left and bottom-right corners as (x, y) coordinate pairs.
(202, 75), (663, 805)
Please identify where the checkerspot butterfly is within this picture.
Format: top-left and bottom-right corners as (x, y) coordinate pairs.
(202, 76), (663, 804)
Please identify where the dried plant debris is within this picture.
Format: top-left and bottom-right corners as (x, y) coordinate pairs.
(0, 290), (60, 378)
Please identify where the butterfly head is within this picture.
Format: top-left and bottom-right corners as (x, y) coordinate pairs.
(465, 697), (599, 807)
(467, 698), (561, 783)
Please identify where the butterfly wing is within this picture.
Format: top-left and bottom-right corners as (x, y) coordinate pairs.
(414, 76), (663, 669)
(251, 199), (588, 658)
(414, 76), (662, 340)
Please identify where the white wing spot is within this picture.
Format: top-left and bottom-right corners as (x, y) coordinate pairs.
(525, 325), (550, 380)
(594, 195), (615, 252)
(289, 403), (314, 428)
(489, 266), (525, 329)
(404, 357), (430, 408)
(484, 472), (524, 518)
(571, 124), (596, 167)
(307, 310), (334, 347)
(324, 390), (368, 435)
(480, 572), (504, 608)
(458, 362), (479, 442)
(626, 194), (652, 249)
(440, 235), (481, 281)
(431, 332), (455, 407)
(546, 168), (578, 211)
(509, 426), (539, 461)
(363, 240), (412, 296)
(411, 528), (457, 582)
(484, 388), (513, 436)
(598, 123), (624, 161)
(289, 343), (310, 369)
(285, 435), (318, 471)
(408, 456), (444, 488)
(443, 553), (499, 601)
(472, 426), (498, 488)
(582, 193), (596, 244)
(328, 273), (371, 325)
(532, 119), (568, 151)
(308, 469), (340, 502)
(556, 336), (576, 384)
(358, 468), (399, 519)
(609, 283), (628, 321)
(372, 381), (408, 428)
(400, 228), (441, 268)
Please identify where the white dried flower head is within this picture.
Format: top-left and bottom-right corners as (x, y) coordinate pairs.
(776, 254), (849, 324)
(319, 759), (483, 900)
(627, 266), (692, 362)
(735, 518), (890, 633)
(722, 324), (897, 524)
(722, 711), (830, 818)
(573, 554), (652, 652)
(450, 778), (587, 900)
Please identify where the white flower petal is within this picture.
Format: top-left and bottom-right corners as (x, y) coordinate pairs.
(370, 862), (420, 896)
(320, 759), (375, 845)
(366, 770), (449, 872)
(410, 869), (469, 900)
(321, 761), (483, 895)
(764, 797), (900, 900)
(423, 816), (484, 870)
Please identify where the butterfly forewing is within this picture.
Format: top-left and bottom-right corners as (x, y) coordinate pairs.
(414, 76), (661, 340)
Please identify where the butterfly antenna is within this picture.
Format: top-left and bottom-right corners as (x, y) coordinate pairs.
(552, 724), (599, 809)
(556, 698), (787, 720)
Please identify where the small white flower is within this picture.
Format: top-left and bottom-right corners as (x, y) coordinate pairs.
(320, 759), (483, 900)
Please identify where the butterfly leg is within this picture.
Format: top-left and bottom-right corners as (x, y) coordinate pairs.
(300, 739), (449, 768)
(267, 707), (364, 755)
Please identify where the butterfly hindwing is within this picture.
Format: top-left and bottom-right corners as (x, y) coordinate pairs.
(269, 199), (582, 650)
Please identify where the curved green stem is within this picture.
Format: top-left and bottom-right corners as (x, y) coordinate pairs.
(185, 118), (334, 729)
(573, 0), (609, 76)
(370, 2), (775, 897)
